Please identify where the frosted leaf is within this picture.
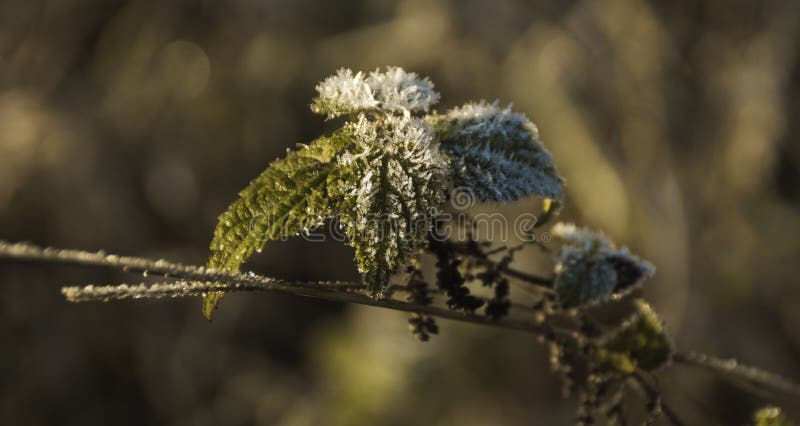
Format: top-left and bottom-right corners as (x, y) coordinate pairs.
(311, 67), (440, 118)
(310, 68), (378, 119)
(554, 246), (618, 309)
(332, 114), (449, 294)
(552, 222), (654, 308)
(434, 100), (564, 203)
(596, 299), (673, 373)
(367, 66), (440, 114)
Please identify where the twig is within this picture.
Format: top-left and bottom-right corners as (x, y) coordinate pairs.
(62, 279), (545, 315)
(60, 280), (367, 302)
(631, 371), (686, 426)
(3, 239), (800, 406)
(673, 351), (800, 398)
(0, 240), (552, 335)
(439, 240), (554, 287)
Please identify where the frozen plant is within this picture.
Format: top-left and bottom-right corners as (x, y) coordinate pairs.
(2, 66), (798, 426)
(204, 67), (564, 317)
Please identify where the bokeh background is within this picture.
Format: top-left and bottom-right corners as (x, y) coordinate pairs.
(1, 0), (799, 424)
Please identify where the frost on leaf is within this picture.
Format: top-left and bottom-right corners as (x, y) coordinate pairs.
(311, 66), (440, 119)
(202, 132), (352, 320)
(552, 223), (654, 309)
(434, 100), (564, 203)
(596, 299), (673, 373)
(555, 246), (618, 309)
(204, 111), (449, 317)
(367, 67), (440, 114)
(310, 69), (378, 119)
(331, 114), (449, 294)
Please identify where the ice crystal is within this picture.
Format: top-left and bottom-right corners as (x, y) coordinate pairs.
(367, 67), (440, 115)
(311, 67), (439, 119)
(434, 100), (564, 203)
(551, 223), (654, 308)
(310, 68), (378, 119)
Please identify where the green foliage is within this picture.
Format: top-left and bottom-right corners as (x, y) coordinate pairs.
(596, 299), (673, 374)
(204, 67), (566, 319)
(203, 132), (351, 318)
(204, 115), (448, 317)
(204, 68), (450, 318)
(754, 406), (794, 426)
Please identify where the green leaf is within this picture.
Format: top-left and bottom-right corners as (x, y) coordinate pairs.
(202, 132), (351, 319)
(203, 114), (449, 317)
(596, 299), (673, 374)
(433, 101), (564, 203)
(754, 406), (794, 426)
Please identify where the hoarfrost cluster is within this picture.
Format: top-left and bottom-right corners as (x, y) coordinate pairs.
(311, 66), (439, 118)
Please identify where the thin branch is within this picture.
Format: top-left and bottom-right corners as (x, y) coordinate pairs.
(504, 267), (555, 287)
(439, 239), (554, 287)
(4, 239), (800, 405)
(673, 351), (800, 398)
(61, 280), (365, 302)
(0, 240), (552, 335)
(631, 371), (686, 426)
(62, 279), (545, 315)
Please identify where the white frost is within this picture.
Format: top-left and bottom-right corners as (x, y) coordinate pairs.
(311, 67), (440, 118)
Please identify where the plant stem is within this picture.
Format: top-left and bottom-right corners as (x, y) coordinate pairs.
(0, 240), (551, 335)
(3, 239), (800, 405)
(631, 371), (686, 426)
(433, 239), (554, 287)
(673, 351), (800, 398)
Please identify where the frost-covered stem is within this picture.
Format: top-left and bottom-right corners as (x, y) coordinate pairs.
(59, 280), (550, 333)
(0, 240), (552, 335)
(673, 351), (800, 398)
(61, 281), (367, 302)
(4, 239), (800, 403)
(0, 240), (356, 293)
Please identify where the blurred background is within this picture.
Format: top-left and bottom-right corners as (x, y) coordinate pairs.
(1, 0), (799, 424)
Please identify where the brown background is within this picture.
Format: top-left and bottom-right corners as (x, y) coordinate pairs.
(1, 0), (799, 424)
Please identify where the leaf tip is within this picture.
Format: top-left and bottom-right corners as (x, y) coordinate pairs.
(202, 291), (224, 321)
